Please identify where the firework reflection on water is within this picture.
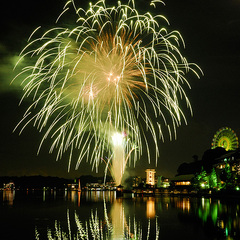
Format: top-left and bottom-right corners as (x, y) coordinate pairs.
(35, 198), (159, 240)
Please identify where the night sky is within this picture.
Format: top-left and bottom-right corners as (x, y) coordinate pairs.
(1, 0), (240, 179)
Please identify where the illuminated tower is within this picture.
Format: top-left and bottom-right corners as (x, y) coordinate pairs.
(145, 169), (156, 186)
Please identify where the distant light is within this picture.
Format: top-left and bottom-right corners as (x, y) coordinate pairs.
(236, 187), (240, 191)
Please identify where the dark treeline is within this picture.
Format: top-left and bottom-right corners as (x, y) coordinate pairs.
(0, 176), (72, 189)
(0, 175), (113, 189)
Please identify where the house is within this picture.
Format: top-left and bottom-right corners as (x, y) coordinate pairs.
(171, 174), (195, 190)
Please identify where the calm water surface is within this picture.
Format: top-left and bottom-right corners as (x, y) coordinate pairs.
(1, 190), (240, 240)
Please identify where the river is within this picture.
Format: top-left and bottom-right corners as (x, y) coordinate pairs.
(1, 190), (240, 239)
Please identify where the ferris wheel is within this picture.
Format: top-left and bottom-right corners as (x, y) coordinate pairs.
(211, 127), (239, 151)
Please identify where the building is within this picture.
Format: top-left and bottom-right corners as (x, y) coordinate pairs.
(171, 174), (194, 187)
(132, 176), (142, 187)
(145, 169), (156, 186)
(214, 149), (240, 172)
(3, 181), (15, 190)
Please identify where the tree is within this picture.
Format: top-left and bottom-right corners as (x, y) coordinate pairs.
(224, 163), (233, 188)
(192, 155), (199, 162)
(193, 167), (209, 189)
(209, 168), (218, 189)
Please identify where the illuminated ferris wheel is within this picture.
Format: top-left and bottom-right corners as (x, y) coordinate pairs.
(211, 127), (239, 151)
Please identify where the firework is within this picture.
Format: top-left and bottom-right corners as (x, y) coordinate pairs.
(14, 0), (201, 184)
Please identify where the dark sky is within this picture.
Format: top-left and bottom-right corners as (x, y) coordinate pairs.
(1, 0), (240, 179)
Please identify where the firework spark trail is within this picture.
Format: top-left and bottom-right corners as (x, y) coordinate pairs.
(14, 0), (201, 184)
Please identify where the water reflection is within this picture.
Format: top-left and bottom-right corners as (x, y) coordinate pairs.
(173, 197), (240, 239)
(111, 199), (125, 239)
(146, 197), (156, 218)
(2, 190), (15, 206)
(2, 189), (240, 239)
(63, 190), (117, 204)
(85, 190), (116, 203)
(36, 198), (159, 240)
(173, 197), (190, 212)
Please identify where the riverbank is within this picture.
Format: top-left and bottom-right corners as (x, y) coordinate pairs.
(131, 187), (240, 199)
